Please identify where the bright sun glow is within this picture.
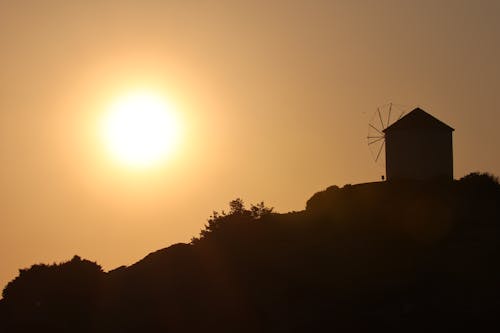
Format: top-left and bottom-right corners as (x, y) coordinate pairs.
(101, 92), (181, 168)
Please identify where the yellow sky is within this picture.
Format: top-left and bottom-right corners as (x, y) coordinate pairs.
(1, 0), (500, 290)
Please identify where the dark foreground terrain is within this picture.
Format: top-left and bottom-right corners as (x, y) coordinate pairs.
(1, 173), (499, 332)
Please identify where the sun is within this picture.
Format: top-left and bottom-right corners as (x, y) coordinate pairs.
(101, 92), (181, 168)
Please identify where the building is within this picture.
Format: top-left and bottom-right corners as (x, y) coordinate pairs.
(383, 108), (454, 181)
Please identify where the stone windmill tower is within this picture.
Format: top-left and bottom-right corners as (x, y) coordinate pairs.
(382, 108), (454, 181)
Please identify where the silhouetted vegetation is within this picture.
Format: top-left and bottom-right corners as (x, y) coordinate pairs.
(1, 173), (500, 332)
(192, 198), (274, 243)
(1, 256), (104, 332)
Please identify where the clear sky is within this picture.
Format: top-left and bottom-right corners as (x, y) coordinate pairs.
(1, 0), (500, 290)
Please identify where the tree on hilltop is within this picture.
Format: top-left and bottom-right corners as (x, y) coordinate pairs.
(192, 198), (273, 243)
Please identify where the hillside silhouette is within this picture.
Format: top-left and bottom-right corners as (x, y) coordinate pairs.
(1, 172), (500, 332)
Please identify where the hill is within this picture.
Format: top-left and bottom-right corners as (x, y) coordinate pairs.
(1, 173), (500, 332)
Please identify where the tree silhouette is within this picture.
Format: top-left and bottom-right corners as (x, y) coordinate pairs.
(192, 198), (273, 242)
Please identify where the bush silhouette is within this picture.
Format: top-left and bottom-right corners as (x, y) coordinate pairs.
(2, 256), (104, 332)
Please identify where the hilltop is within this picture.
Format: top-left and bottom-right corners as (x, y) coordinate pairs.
(1, 173), (500, 332)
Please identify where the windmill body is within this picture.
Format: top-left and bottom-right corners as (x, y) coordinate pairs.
(383, 108), (454, 181)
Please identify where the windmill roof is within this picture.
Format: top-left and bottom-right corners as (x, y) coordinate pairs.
(383, 108), (454, 133)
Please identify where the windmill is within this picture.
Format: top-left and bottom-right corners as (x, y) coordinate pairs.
(367, 103), (407, 177)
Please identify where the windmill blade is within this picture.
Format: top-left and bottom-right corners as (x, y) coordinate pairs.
(396, 111), (404, 121)
(369, 124), (383, 135)
(368, 137), (385, 145)
(375, 141), (385, 162)
(368, 104), (408, 166)
(377, 108), (384, 129)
